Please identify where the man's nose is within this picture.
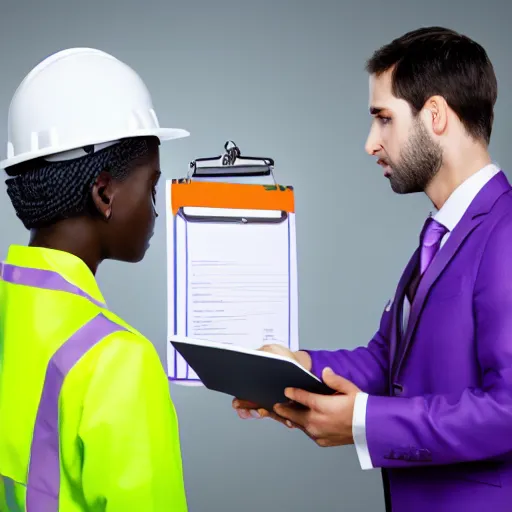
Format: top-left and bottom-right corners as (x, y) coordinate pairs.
(365, 125), (381, 156)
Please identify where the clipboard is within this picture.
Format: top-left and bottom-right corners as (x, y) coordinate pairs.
(170, 336), (335, 410)
(166, 141), (299, 385)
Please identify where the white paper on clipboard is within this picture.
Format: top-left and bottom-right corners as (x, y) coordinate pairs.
(166, 179), (298, 386)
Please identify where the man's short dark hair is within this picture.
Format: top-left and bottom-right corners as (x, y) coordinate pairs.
(366, 27), (497, 145)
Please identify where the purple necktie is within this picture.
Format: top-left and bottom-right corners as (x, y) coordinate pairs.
(406, 217), (449, 303)
(419, 217), (449, 275)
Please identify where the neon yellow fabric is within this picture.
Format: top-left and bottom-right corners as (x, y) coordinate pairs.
(0, 245), (188, 511)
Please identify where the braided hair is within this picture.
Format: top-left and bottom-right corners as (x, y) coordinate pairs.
(5, 137), (150, 230)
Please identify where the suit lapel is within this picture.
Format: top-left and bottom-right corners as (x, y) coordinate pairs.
(388, 248), (418, 379)
(392, 170), (511, 379)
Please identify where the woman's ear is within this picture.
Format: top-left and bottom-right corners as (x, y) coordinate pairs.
(91, 171), (115, 220)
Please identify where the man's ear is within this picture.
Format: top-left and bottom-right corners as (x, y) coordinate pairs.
(422, 95), (448, 136)
(91, 171), (115, 220)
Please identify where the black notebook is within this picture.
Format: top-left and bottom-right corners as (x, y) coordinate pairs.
(170, 337), (335, 410)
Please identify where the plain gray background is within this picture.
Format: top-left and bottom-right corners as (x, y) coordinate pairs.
(1, 1), (511, 510)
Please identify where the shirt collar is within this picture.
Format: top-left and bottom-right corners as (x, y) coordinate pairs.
(4, 245), (106, 306)
(433, 163), (501, 231)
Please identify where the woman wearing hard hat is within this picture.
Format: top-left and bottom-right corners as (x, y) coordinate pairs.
(0, 48), (189, 511)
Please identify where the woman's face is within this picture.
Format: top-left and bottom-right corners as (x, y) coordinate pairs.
(93, 139), (161, 263)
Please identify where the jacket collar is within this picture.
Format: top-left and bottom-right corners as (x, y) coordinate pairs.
(4, 245), (106, 307)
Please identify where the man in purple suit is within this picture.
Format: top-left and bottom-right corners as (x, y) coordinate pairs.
(233, 26), (512, 511)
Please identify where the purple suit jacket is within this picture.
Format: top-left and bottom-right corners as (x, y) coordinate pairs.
(307, 171), (512, 512)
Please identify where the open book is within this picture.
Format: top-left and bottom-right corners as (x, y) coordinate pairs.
(169, 336), (335, 410)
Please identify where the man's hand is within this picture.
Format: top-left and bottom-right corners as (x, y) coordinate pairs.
(232, 344), (312, 426)
(273, 367), (361, 447)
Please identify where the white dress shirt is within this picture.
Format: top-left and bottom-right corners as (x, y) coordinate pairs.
(352, 163), (501, 470)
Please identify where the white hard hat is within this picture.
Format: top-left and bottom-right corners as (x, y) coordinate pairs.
(0, 47), (189, 169)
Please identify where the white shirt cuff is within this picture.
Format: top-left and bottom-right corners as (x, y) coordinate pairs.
(352, 392), (373, 470)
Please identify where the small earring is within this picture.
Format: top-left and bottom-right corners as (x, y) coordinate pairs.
(105, 208), (112, 220)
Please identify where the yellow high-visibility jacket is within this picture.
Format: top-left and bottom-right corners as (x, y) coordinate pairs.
(0, 245), (188, 511)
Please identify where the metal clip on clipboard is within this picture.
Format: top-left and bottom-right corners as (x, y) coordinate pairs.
(179, 140), (287, 225)
(187, 140), (277, 184)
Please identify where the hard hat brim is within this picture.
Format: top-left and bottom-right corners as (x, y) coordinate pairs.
(0, 127), (190, 170)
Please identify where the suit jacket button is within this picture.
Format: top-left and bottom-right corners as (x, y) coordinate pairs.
(392, 383), (403, 396)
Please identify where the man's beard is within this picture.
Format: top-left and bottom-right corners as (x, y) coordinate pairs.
(386, 119), (443, 194)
